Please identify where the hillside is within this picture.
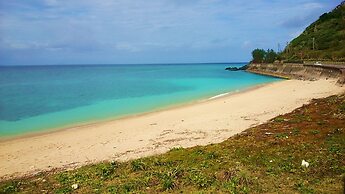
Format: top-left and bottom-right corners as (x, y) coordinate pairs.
(282, 1), (345, 61)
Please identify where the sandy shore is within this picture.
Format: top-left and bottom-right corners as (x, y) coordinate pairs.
(0, 79), (343, 180)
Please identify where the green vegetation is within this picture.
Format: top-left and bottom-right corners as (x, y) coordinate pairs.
(251, 49), (278, 63)
(1, 95), (344, 193)
(281, 2), (345, 61)
(251, 2), (345, 63)
(251, 49), (266, 63)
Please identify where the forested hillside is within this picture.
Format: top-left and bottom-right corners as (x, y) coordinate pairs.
(281, 1), (345, 61)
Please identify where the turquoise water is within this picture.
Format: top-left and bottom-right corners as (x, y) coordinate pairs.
(0, 63), (280, 136)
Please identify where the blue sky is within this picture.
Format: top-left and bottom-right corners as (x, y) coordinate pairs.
(0, 0), (341, 65)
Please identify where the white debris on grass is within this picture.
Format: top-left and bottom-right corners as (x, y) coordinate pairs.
(71, 184), (79, 190)
(301, 160), (309, 168)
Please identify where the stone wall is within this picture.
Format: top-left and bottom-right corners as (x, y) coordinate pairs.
(246, 63), (345, 84)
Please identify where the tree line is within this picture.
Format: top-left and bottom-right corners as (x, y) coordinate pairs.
(251, 49), (279, 64)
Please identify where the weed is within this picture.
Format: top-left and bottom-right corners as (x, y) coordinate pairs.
(56, 173), (71, 185)
(223, 178), (238, 192)
(328, 144), (341, 154)
(275, 133), (288, 139)
(97, 163), (116, 179)
(107, 185), (119, 193)
(1, 182), (19, 193)
(294, 182), (315, 194)
(188, 170), (214, 188)
(55, 187), (72, 194)
(274, 117), (285, 122)
(169, 147), (184, 152)
(222, 174), (251, 194)
(161, 177), (175, 190)
(131, 159), (147, 171)
(310, 130), (320, 135)
(317, 121), (325, 125)
(266, 166), (277, 176)
(279, 161), (295, 173)
(338, 102), (345, 113)
(292, 128), (300, 135)
(206, 151), (219, 159)
(193, 148), (205, 155)
(122, 182), (135, 192)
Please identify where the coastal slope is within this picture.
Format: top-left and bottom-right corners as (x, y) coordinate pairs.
(281, 1), (345, 61)
(0, 79), (343, 180)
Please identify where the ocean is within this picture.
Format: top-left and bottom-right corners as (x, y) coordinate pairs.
(0, 63), (280, 136)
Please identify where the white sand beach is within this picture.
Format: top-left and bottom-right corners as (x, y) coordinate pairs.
(0, 79), (343, 180)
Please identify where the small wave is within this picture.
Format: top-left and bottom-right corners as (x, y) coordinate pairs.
(208, 92), (230, 100)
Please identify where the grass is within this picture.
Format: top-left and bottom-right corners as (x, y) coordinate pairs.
(1, 95), (344, 193)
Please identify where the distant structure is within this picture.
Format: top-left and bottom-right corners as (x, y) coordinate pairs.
(277, 43), (281, 53)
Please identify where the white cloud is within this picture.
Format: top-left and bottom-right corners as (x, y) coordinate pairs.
(0, 0), (340, 64)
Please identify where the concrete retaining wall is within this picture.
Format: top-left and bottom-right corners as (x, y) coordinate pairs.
(246, 63), (345, 84)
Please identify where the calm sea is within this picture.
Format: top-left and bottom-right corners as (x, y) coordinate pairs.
(0, 63), (280, 136)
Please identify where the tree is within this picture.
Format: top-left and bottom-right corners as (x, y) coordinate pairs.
(264, 49), (278, 63)
(251, 49), (266, 63)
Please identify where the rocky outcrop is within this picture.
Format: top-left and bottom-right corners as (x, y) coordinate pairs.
(225, 65), (248, 71)
(246, 63), (345, 84)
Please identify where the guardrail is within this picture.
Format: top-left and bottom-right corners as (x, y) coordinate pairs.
(304, 61), (345, 66)
(303, 63), (345, 70)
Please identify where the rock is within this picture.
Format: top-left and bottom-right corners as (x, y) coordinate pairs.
(225, 65), (248, 71)
(71, 184), (79, 190)
(225, 67), (240, 71)
(301, 160), (309, 168)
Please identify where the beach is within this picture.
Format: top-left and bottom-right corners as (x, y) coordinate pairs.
(0, 79), (344, 180)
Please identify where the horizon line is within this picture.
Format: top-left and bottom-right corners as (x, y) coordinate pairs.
(0, 62), (249, 67)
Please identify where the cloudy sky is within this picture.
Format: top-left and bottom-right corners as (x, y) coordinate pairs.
(0, 0), (341, 65)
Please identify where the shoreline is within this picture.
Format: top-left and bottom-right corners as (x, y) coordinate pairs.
(0, 82), (273, 143)
(0, 79), (343, 180)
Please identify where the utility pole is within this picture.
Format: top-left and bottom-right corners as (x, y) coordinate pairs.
(278, 43), (281, 53)
(286, 42), (289, 53)
(312, 37), (315, 50)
